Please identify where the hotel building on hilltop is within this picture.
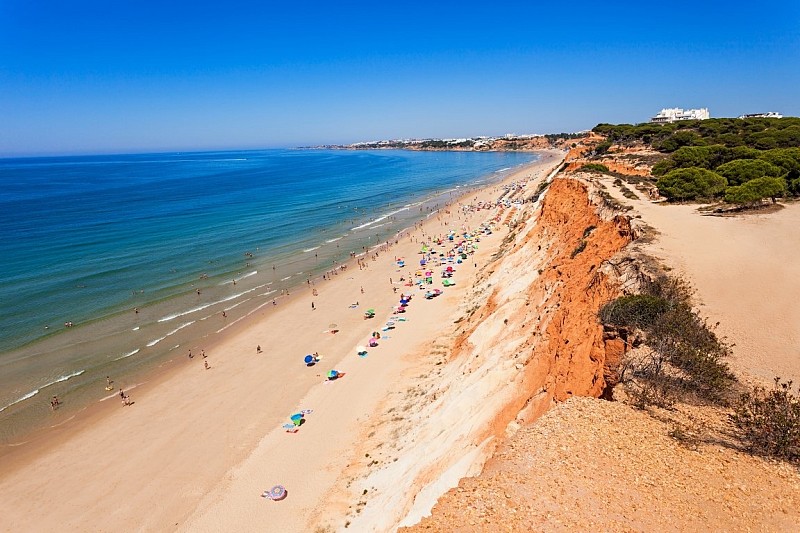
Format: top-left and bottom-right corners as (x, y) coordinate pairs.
(739, 112), (783, 119)
(650, 107), (710, 123)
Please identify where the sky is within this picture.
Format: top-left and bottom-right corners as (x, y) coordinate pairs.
(1, 0), (798, 156)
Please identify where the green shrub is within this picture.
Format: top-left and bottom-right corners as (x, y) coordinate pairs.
(600, 275), (735, 406)
(716, 159), (783, 185)
(724, 176), (786, 205)
(656, 167), (727, 201)
(732, 378), (800, 463)
(578, 163), (609, 173)
(599, 294), (671, 329)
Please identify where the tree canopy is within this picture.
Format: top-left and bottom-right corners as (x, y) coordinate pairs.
(716, 159), (783, 185)
(724, 177), (786, 205)
(656, 168), (727, 201)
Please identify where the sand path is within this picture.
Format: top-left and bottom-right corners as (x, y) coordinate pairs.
(603, 179), (800, 384)
(0, 152), (562, 532)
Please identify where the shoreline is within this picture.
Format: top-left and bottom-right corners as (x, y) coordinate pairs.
(0, 151), (564, 531)
(0, 151), (538, 448)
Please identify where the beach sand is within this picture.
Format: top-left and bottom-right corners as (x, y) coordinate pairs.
(0, 151), (564, 532)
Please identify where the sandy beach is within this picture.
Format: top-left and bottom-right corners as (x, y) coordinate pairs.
(0, 151), (564, 532)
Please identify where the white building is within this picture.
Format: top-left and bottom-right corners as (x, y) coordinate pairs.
(650, 107), (710, 123)
(739, 112), (783, 119)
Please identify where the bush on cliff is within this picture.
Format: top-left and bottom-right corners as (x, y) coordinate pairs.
(724, 177), (786, 205)
(599, 294), (671, 329)
(578, 163), (609, 173)
(656, 168), (727, 201)
(732, 378), (800, 464)
(601, 276), (735, 406)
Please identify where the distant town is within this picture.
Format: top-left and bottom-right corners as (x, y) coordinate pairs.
(313, 132), (585, 151)
(316, 108), (786, 151)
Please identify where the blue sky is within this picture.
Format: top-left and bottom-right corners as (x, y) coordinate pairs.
(1, 1), (798, 155)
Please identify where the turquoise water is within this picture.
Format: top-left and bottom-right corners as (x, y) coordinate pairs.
(0, 148), (537, 441)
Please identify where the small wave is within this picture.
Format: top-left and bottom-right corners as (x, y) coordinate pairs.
(350, 206), (410, 231)
(132, 326), (140, 331)
(223, 300), (247, 312)
(496, 167), (511, 173)
(216, 315), (248, 333)
(158, 288), (258, 322)
(220, 270), (258, 285)
(50, 414), (77, 428)
(114, 348), (140, 361)
(325, 237), (342, 243)
(303, 246), (320, 253)
(0, 389), (39, 413)
(280, 276), (291, 281)
(43, 369), (85, 389)
(259, 289), (277, 297)
(146, 321), (194, 347)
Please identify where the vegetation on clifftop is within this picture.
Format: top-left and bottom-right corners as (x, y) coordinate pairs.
(600, 276), (735, 407)
(591, 117), (800, 204)
(601, 276), (800, 464)
(732, 378), (800, 464)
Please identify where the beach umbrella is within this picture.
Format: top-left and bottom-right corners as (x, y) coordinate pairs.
(356, 346), (368, 355)
(328, 369), (339, 379)
(263, 485), (287, 501)
(366, 308), (375, 314)
(304, 355), (314, 364)
(329, 323), (338, 330)
(290, 413), (303, 422)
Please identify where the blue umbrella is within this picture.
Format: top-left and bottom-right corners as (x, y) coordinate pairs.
(328, 370), (339, 380)
(290, 413), (303, 423)
(304, 355), (314, 364)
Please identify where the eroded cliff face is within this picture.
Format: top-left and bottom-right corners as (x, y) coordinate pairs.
(450, 177), (634, 426)
(328, 176), (637, 532)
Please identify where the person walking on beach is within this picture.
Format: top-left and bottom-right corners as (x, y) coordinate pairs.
(204, 361), (210, 370)
(119, 389), (131, 406)
(256, 345), (262, 353)
(311, 302), (315, 311)
(201, 349), (206, 358)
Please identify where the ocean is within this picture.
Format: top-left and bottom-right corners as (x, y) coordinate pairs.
(0, 148), (537, 443)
